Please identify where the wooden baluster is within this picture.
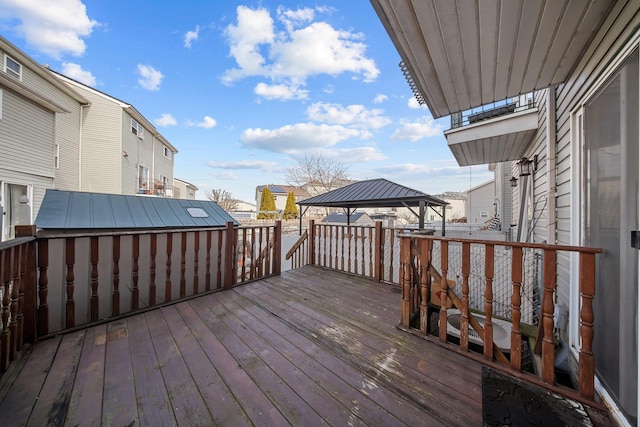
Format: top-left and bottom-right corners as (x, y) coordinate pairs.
(329, 225), (333, 269)
(240, 228), (247, 281)
(374, 222), (383, 282)
(193, 232), (200, 295)
(361, 228), (366, 276)
(389, 229), (395, 283)
(19, 237), (37, 345)
(232, 227), (239, 284)
(273, 221), (282, 275)
(265, 227), (271, 276)
(65, 238), (76, 328)
(37, 239), (49, 336)
(90, 237), (99, 321)
(439, 241), (449, 342)
(16, 244), (27, 349)
(400, 236), (411, 327)
(217, 231), (223, 288)
(368, 227), (374, 278)
(419, 239), (431, 334)
(180, 232), (187, 298)
(10, 246), (21, 359)
(346, 227), (352, 273)
(321, 225), (326, 268)
(150, 234), (157, 306)
(250, 228), (256, 280)
(112, 236), (120, 316)
(579, 252), (596, 400)
(483, 244), (495, 361)
(461, 242), (471, 351)
(132, 235), (139, 310)
(166, 233), (173, 301)
(511, 246), (523, 370)
(541, 249), (556, 385)
(1, 250), (12, 370)
(205, 230), (212, 291)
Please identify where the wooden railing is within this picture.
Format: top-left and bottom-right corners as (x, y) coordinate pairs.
(0, 221), (281, 373)
(398, 233), (602, 401)
(285, 230), (308, 269)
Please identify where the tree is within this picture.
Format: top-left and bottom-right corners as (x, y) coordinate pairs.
(285, 152), (350, 196)
(257, 187), (277, 219)
(283, 192), (298, 219)
(205, 188), (238, 211)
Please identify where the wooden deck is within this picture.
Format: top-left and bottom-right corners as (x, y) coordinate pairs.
(0, 266), (483, 426)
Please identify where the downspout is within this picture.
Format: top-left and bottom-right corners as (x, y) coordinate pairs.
(546, 87), (557, 244)
(79, 104), (86, 190)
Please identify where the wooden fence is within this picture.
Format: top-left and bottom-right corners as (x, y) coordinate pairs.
(0, 221), (281, 373)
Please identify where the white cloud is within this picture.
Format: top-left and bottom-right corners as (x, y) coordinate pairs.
(208, 160), (279, 173)
(374, 94), (388, 104)
(137, 64), (163, 91)
(61, 62), (95, 86)
(222, 6), (379, 99)
(241, 123), (366, 154)
(390, 116), (443, 142)
(154, 113), (177, 127)
(306, 102), (391, 129)
(195, 116), (217, 129)
(184, 25), (200, 48)
(408, 96), (428, 109)
(254, 82), (308, 100)
(318, 146), (387, 163)
(213, 172), (238, 180)
(0, 0), (98, 59)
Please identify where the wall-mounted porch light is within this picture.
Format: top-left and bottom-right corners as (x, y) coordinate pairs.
(510, 176), (518, 187)
(517, 155), (538, 176)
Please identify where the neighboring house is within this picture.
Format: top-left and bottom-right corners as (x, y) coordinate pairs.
(301, 179), (357, 197)
(173, 178), (198, 200)
(465, 179), (495, 225)
(229, 200), (257, 221)
(432, 191), (467, 222)
(0, 36), (89, 240)
(50, 71), (178, 198)
(321, 212), (374, 226)
(372, 0), (638, 423)
(255, 185), (309, 213)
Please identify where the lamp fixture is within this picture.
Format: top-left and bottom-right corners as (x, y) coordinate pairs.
(517, 155), (538, 176)
(510, 176), (518, 187)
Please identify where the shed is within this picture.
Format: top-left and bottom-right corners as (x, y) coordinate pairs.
(321, 212), (374, 226)
(298, 178), (448, 234)
(35, 190), (238, 235)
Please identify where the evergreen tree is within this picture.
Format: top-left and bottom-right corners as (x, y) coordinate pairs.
(283, 192), (298, 219)
(257, 187), (276, 219)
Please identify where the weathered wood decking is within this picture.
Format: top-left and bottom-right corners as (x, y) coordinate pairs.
(0, 266), (483, 426)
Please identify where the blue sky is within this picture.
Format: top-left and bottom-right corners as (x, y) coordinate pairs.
(0, 0), (493, 203)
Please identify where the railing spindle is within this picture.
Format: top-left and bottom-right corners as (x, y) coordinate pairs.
(90, 237), (99, 321)
(10, 245), (21, 359)
(37, 239), (49, 336)
(1, 249), (11, 370)
(180, 232), (187, 298)
(217, 230), (223, 288)
(400, 236), (411, 327)
(541, 249), (557, 385)
(205, 230), (212, 291)
(193, 232), (200, 295)
(483, 244), (494, 361)
(150, 234), (157, 306)
(65, 238), (75, 328)
(132, 235), (139, 311)
(166, 233), (173, 301)
(419, 238), (430, 334)
(112, 236), (120, 316)
(439, 241), (448, 342)
(510, 246), (523, 370)
(460, 242), (470, 351)
(579, 252), (596, 400)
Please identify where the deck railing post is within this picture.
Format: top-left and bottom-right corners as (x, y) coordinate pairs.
(273, 221), (282, 275)
(419, 238), (430, 334)
(308, 220), (315, 266)
(374, 221), (383, 282)
(439, 241), (449, 342)
(400, 235), (411, 327)
(223, 221), (235, 289)
(541, 249), (557, 385)
(579, 252), (596, 400)
(15, 226), (36, 344)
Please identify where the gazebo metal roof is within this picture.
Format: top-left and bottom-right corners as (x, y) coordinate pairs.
(298, 179), (448, 232)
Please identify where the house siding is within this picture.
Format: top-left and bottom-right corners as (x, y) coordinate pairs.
(152, 138), (174, 195)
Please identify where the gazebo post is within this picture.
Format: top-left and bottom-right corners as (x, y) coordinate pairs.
(418, 200), (425, 230)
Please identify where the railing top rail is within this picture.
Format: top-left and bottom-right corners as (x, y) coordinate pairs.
(286, 230), (308, 260)
(398, 233), (603, 254)
(0, 236), (36, 250)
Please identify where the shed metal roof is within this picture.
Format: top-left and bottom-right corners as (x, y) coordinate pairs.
(36, 190), (238, 231)
(298, 179), (447, 208)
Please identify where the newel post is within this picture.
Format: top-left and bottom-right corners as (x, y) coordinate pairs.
(308, 220), (316, 266)
(273, 221), (282, 275)
(223, 221), (235, 289)
(374, 221), (383, 282)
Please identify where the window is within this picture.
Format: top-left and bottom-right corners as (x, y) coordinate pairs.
(163, 146), (172, 159)
(138, 165), (149, 193)
(54, 143), (59, 169)
(131, 119), (144, 138)
(480, 211), (489, 218)
(4, 55), (21, 80)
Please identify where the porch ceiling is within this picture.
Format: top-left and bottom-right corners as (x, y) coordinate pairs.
(445, 108), (538, 166)
(370, 0), (615, 118)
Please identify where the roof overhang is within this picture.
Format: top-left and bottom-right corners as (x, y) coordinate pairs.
(0, 73), (70, 113)
(445, 108), (538, 166)
(370, 0), (615, 118)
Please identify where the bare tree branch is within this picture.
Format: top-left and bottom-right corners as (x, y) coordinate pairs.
(285, 152), (350, 196)
(205, 188), (238, 211)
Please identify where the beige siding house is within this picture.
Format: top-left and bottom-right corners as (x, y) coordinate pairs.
(173, 178), (198, 200)
(0, 36), (88, 240)
(372, 1), (638, 423)
(51, 72), (178, 197)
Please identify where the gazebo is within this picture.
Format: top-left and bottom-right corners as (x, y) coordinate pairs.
(297, 178), (448, 235)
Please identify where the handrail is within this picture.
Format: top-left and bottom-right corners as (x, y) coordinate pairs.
(286, 231), (308, 260)
(398, 233), (602, 401)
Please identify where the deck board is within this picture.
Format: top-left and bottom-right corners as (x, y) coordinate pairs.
(0, 266), (484, 426)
